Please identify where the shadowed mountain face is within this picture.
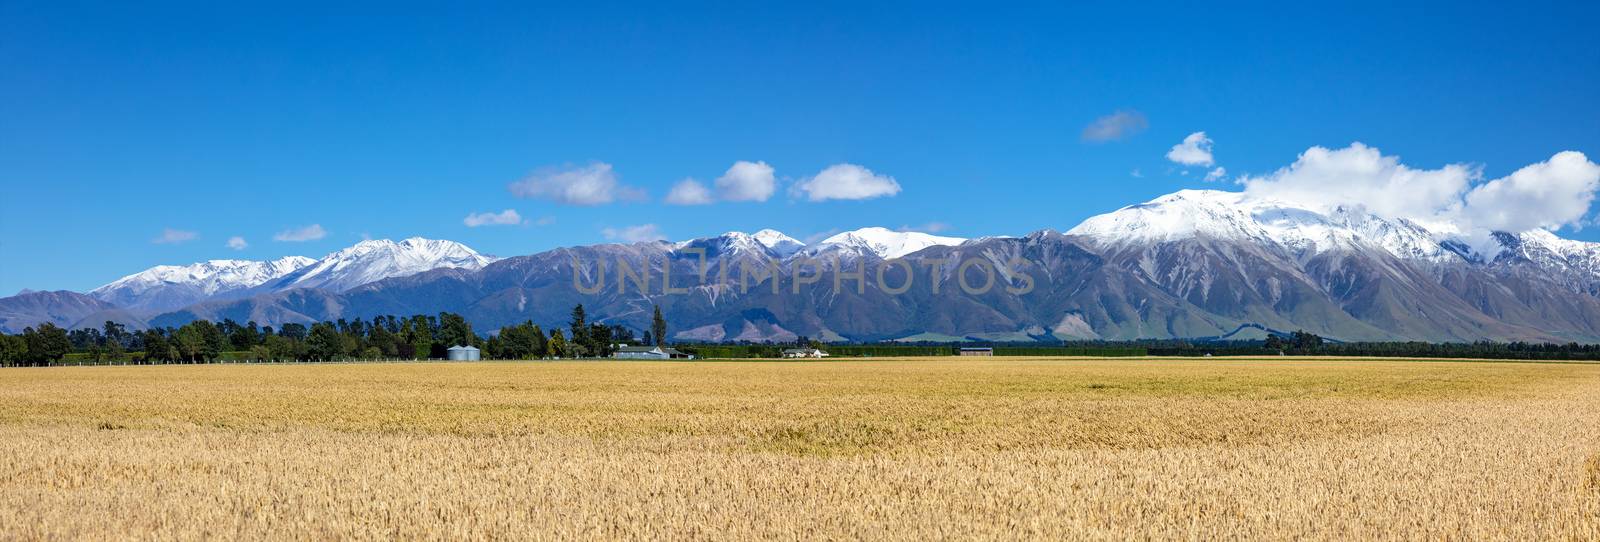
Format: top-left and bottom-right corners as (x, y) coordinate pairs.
(129, 228), (1600, 343)
(14, 191), (1600, 342)
(0, 290), (124, 333)
(84, 238), (494, 316)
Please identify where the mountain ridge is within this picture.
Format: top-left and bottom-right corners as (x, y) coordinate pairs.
(9, 194), (1600, 341)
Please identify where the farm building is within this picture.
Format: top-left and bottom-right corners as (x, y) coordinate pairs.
(447, 345), (481, 361)
(957, 347), (993, 356)
(613, 345), (695, 360)
(782, 348), (830, 358)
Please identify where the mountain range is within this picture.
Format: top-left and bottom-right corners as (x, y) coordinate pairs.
(7, 189), (1600, 343)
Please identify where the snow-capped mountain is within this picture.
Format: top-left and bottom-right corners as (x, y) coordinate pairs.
(83, 238), (494, 314)
(20, 190), (1600, 342)
(675, 230), (797, 260)
(752, 229), (805, 257)
(1059, 189), (1600, 341)
(1068, 189), (1600, 277)
(90, 256), (316, 313)
(0, 290), (123, 333)
(809, 227), (967, 259)
(1494, 229), (1600, 272)
(1068, 190), (1456, 263)
(265, 238), (496, 293)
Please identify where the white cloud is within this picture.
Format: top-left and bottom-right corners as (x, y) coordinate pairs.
(508, 162), (644, 206)
(1130, 168), (1144, 178)
(601, 224), (666, 243)
(533, 216), (556, 226)
(1238, 143), (1600, 239)
(152, 228), (198, 244)
(1459, 151), (1600, 233)
(463, 209), (524, 227)
(1166, 131), (1215, 167)
(899, 222), (951, 233)
(1204, 167), (1228, 182)
(792, 163), (902, 202)
(273, 224), (328, 242)
(664, 178), (714, 205)
(715, 160), (777, 202)
(1240, 143), (1475, 226)
(1082, 110), (1149, 142)
(225, 236), (248, 250)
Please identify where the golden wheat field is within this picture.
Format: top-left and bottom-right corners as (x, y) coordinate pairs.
(1, 357), (1598, 540)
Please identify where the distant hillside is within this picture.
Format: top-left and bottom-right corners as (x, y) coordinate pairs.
(11, 191), (1600, 342)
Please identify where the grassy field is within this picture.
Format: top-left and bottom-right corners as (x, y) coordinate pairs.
(1, 357), (1598, 539)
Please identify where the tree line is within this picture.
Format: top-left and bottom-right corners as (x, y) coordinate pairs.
(11, 319), (1600, 366)
(480, 303), (665, 360)
(0, 303), (671, 366)
(1136, 330), (1600, 360)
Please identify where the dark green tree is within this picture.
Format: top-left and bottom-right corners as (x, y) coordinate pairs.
(307, 322), (345, 361)
(229, 320), (262, 350)
(569, 304), (589, 352)
(1289, 330), (1324, 351)
(140, 329), (171, 363)
(495, 321), (548, 360)
(651, 304), (667, 346)
(547, 329), (568, 359)
(278, 323), (308, 341)
(0, 333), (26, 366)
(26, 323), (71, 365)
(438, 312), (475, 349)
(588, 322), (614, 357)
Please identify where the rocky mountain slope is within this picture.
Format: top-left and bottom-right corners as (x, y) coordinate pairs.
(89, 256), (316, 313)
(0, 290), (124, 333)
(83, 238), (493, 316)
(12, 192), (1600, 342)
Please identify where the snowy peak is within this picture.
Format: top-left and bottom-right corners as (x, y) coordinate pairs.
(85, 238), (494, 312)
(1068, 189), (1456, 262)
(674, 230), (806, 259)
(92, 256), (315, 297)
(1492, 229), (1600, 278)
(1069, 190), (1264, 244)
(88, 255), (317, 313)
(274, 237), (496, 292)
(752, 229), (805, 257)
(813, 227), (967, 259)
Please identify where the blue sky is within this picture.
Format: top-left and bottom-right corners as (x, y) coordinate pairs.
(2, 1), (1598, 293)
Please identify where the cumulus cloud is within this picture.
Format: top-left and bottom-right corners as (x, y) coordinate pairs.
(273, 224), (327, 242)
(1204, 167), (1228, 182)
(1459, 151), (1600, 233)
(664, 178), (714, 205)
(508, 162), (644, 206)
(715, 160), (777, 202)
(1239, 143), (1600, 239)
(152, 228), (198, 244)
(1166, 132), (1215, 167)
(1081, 110), (1149, 142)
(463, 209), (524, 227)
(1240, 143), (1475, 226)
(792, 163), (902, 202)
(601, 224), (666, 243)
(225, 236), (248, 250)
